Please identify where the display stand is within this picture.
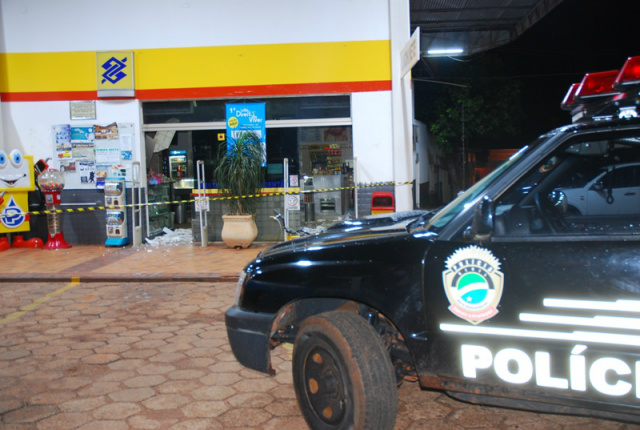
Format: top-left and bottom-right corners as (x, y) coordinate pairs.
(147, 183), (171, 236)
(104, 177), (129, 246)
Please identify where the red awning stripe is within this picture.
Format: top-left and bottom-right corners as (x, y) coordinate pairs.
(1, 80), (391, 102)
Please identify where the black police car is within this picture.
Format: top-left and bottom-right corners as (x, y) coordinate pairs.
(226, 56), (640, 430)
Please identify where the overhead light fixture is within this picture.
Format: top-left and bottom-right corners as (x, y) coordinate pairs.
(425, 48), (464, 56)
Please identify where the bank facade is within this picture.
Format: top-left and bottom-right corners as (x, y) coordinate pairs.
(0, 0), (417, 244)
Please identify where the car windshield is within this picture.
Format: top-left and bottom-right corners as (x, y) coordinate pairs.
(417, 145), (532, 233)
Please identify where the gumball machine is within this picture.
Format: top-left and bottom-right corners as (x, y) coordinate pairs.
(37, 169), (71, 249)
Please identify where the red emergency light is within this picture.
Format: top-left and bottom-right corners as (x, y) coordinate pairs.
(561, 56), (640, 122)
(574, 70), (619, 101)
(614, 56), (640, 89)
(560, 83), (581, 111)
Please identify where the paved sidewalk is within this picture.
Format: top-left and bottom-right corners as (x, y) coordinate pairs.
(0, 242), (270, 283)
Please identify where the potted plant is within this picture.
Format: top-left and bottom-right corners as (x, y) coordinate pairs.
(213, 130), (265, 248)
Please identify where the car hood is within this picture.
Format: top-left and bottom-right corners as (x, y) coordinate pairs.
(260, 210), (435, 259)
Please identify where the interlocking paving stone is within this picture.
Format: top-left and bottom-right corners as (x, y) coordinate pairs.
(93, 403), (142, 420)
(2, 404), (57, 424)
(124, 375), (167, 388)
(1, 279), (638, 430)
(181, 401), (229, 418)
(108, 387), (156, 403)
(37, 411), (92, 430)
(142, 394), (190, 410)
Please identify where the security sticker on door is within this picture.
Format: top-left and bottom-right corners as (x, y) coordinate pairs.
(442, 245), (504, 324)
(286, 194), (300, 210)
(195, 196), (210, 212)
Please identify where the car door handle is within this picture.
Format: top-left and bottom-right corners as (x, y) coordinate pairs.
(623, 192), (636, 196)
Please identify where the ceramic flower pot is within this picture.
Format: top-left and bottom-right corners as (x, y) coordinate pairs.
(221, 214), (258, 249)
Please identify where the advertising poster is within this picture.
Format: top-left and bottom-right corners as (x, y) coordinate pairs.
(55, 124), (72, 159)
(72, 144), (95, 160)
(60, 160), (77, 173)
(225, 102), (266, 165)
(95, 165), (109, 189)
(109, 164), (127, 179)
(119, 123), (134, 160)
(95, 144), (121, 164)
(71, 126), (95, 143)
(70, 126), (95, 162)
(95, 122), (119, 139)
(79, 160), (96, 184)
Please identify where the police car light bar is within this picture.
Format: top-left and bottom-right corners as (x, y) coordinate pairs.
(560, 83), (581, 111)
(574, 70), (620, 101)
(561, 56), (640, 122)
(614, 56), (640, 90)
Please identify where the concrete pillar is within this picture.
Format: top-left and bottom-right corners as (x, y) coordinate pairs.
(389, 0), (414, 211)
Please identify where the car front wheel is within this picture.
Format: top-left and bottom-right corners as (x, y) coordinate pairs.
(292, 310), (398, 430)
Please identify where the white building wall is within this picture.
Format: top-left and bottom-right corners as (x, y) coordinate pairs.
(352, 91), (394, 183)
(1, 0), (390, 52)
(2, 100), (140, 162)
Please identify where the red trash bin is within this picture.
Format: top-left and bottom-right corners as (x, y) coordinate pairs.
(371, 191), (395, 215)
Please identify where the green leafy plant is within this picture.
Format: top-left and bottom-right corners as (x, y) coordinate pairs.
(213, 130), (265, 215)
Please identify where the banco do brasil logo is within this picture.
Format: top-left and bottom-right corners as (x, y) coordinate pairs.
(101, 56), (128, 85)
(442, 245), (504, 324)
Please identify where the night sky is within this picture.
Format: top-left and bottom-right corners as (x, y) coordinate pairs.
(498, 0), (639, 139)
(415, 0), (640, 147)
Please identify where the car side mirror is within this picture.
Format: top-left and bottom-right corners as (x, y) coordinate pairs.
(592, 180), (604, 191)
(463, 195), (494, 242)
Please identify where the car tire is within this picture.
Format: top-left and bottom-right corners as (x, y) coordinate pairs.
(292, 310), (397, 430)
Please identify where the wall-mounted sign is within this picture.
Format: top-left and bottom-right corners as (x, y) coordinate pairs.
(400, 27), (420, 77)
(96, 51), (134, 97)
(70, 101), (96, 120)
(286, 194), (300, 211)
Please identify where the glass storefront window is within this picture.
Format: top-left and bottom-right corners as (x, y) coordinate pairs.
(143, 96), (355, 234)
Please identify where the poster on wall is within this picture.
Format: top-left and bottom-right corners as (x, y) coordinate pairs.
(71, 126), (95, 143)
(95, 144), (120, 164)
(51, 122), (135, 190)
(55, 124), (72, 159)
(110, 164), (126, 178)
(95, 164), (109, 189)
(119, 123), (134, 160)
(60, 160), (76, 173)
(95, 123), (118, 139)
(225, 102), (266, 165)
(79, 160), (96, 184)
(72, 143), (95, 160)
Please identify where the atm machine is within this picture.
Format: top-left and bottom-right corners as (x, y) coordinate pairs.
(168, 150), (188, 179)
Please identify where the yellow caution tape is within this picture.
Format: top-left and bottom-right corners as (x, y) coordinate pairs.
(21, 180), (413, 216)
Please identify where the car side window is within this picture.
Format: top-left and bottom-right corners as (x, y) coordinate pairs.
(603, 165), (640, 189)
(493, 136), (640, 236)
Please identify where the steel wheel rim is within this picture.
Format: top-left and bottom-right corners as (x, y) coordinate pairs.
(302, 345), (348, 425)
